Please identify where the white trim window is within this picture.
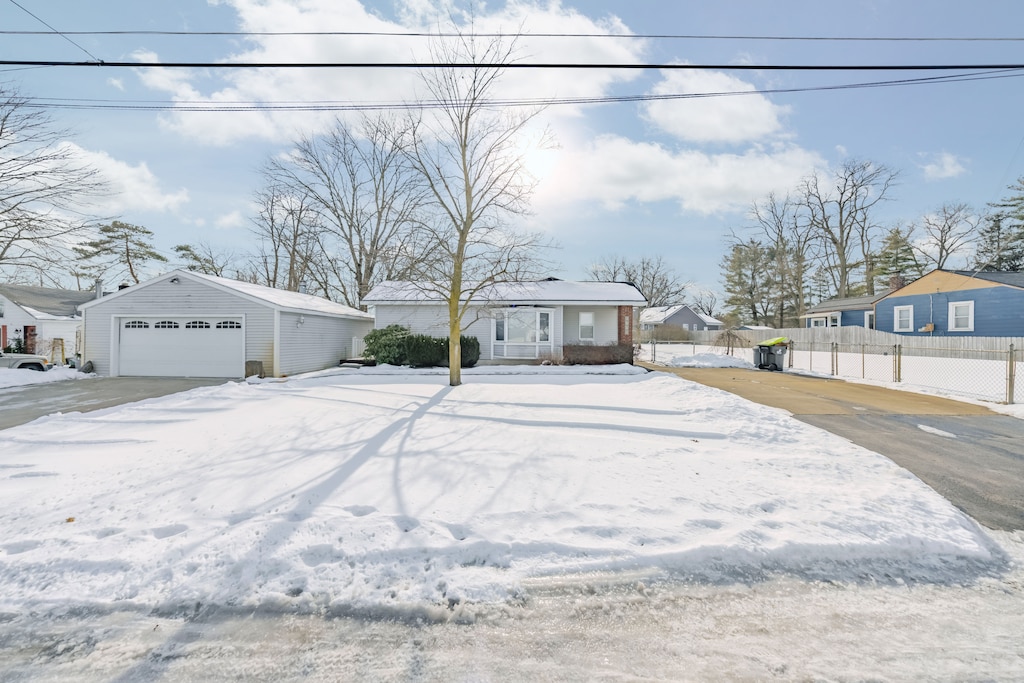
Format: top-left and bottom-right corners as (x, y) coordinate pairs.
(493, 308), (553, 359)
(948, 300), (975, 332)
(894, 305), (914, 332)
(810, 317), (827, 328)
(864, 311), (876, 330)
(579, 311), (595, 340)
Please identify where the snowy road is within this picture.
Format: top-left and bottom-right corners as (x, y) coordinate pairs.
(3, 534), (1024, 681)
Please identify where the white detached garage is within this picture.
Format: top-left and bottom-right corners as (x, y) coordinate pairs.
(79, 270), (374, 378)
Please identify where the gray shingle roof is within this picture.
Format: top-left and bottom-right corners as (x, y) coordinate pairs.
(951, 270), (1024, 288)
(0, 284), (97, 318)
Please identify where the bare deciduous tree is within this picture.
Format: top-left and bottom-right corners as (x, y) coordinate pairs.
(751, 192), (813, 326)
(586, 254), (688, 307)
(404, 31), (549, 386)
(913, 201), (980, 270)
(0, 86), (106, 282)
(244, 186), (323, 293)
(800, 160), (897, 298)
(263, 114), (427, 307)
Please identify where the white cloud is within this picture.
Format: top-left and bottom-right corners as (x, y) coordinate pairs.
(535, 134), (824, 215)
(64, 143), (190, 214)
(643, 69), (789, 144)
(920, 152), (966, 180)
(136, 0), (648, 145)
(215, 210), (245, 229)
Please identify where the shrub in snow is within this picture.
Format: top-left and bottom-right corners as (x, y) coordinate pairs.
(561, 342), (634, 365)
(442, 335), (480, 368)
(405, 334), (447, 367)
(363, 325), (410, 365)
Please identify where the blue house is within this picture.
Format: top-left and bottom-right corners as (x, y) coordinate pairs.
(801, 291), (890, 329)
(875, 270), (1024, 336)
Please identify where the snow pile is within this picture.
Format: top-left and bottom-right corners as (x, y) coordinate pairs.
(662, 352), (753, 369)
(0, 370), (1003, 618)
(0, 366), (93, 389)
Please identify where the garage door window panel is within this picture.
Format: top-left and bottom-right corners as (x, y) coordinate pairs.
(186, 321), (211, 329)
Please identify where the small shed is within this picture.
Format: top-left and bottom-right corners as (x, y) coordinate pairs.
(78, 270), (374, 378)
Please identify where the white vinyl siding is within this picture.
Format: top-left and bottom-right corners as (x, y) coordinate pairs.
(948, 301), (974, 332)
(563, 307), (618, 345)
(893, 305), (914, 332)
(277, 311), (372, 376)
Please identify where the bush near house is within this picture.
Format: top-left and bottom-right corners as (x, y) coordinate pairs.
(405, 334), (447, 367)
(363, 325), (410, 365)
(442, 335), (480, 369)
(561, 342), (634, 365)
(363, 326), (480, 368)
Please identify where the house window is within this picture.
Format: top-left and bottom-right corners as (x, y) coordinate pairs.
(810, 317), (827, 328)
(948, 301), (974, 332)
(217, 320), (242, 329)
(185, 320), (210, 329)
(0, 302), (4, 318)
(865, 311), (876, 330)
(579, 312), (595, 340)
(894, 305), (913, 332)
(493, 308), (554, 359)
(154, 321), (179, 329)
(124, 320), (149, 329)
(829, 313), (841, 327)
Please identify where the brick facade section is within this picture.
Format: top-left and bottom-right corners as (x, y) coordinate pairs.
(618, 306), (634, 345)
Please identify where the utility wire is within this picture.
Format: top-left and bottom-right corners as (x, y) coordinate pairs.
(2, 58), (1024, 70)
(1, 29), (1023, 42)
(18, 69), (1024, 113)
(5, 0), (103, 63)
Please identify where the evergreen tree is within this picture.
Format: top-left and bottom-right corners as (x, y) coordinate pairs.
(873, 225), (924, 290)
(721, 239), (776, 325)
(75, 221), (168, 284)
(973, 213), (1024, 271)
(977, 177), (1024, 271)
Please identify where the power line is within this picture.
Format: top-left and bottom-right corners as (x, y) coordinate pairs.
(1, 29), (1023, 42)
(18, 69), (1024, 113)
(3, 58), (1024, 70)
(5, 0), (102, 63)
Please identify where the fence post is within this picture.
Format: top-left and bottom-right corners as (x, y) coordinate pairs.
(650, 338), (656, 363)
(861, 343), (866, 379)
(1008, 344), (1016, 405)
(895, 345), (902, 383)
(831, 342), (838, 376)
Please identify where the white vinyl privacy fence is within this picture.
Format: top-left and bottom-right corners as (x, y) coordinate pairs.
(649, 327), (1023, 405)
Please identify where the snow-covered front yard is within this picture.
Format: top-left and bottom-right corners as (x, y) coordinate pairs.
(0, 365), (1008, 619)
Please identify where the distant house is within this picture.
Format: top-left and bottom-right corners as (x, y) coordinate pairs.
(801, 291), (891, 329)
(0, 283), (99, 360)
(875, 269), (1024, 336)
(362, 279), (647, 363)
(639, 304), (723, 332)
(79, 270), (374, 378)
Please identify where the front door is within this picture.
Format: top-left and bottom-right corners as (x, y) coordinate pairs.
(23, 325), (36, 353)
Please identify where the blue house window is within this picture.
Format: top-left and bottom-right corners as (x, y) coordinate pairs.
(948, 301), (974, 332)
(894, 305), (913, 332)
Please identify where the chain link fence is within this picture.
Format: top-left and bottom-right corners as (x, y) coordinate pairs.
(641, 338), (1022, 405)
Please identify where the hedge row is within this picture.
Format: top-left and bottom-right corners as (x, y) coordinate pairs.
(363, 325), (480, 368)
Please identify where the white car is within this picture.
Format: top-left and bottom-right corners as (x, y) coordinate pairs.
(0, 351), (51, 371)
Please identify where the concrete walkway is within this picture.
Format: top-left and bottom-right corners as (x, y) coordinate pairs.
(642, 364), (1024, 531)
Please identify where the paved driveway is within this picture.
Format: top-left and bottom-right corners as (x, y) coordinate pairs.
(0, 377), (233, 430)
(644, 365), (1024, 531)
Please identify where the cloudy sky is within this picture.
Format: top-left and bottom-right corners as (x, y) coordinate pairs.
(3, 0), (1023, 297)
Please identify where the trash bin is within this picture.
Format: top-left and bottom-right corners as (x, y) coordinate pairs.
(754, 337), (788, 371)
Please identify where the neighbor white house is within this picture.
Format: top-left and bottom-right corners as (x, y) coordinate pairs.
(0, 283), (99, 362)
(362, 279), (647, 362)
(78, 270), (374, 378)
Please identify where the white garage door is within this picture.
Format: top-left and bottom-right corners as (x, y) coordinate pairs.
(118, 317), (244, 378)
